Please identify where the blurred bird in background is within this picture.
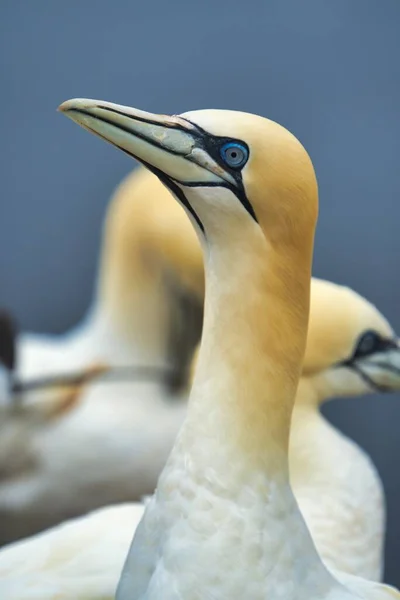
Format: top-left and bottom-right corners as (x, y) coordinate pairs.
(0, 168), (204, 545)
(17, 167), (203, 391)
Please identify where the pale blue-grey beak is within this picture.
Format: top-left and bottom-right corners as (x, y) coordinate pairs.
(58, 98), (235, 187)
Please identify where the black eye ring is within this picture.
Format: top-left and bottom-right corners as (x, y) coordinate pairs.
(219, 142), (249, 169)
(354, 330), (382, 358)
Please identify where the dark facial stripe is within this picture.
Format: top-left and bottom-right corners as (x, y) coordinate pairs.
(235, 186), (258, 223)
(164, 177), (257, 223)
(72, 108), (257, 226)
(73, 117), (205, 233)
(347, 362), (391, 393)
(178, 116), (210, 136)
(338, 347), (400, 393)
(89, 108), (257, 223)
(361, 360), (400, 377)
(181, 130), (257, 223)
(100, 105), (197, 134)
(141, 162), (205, 235)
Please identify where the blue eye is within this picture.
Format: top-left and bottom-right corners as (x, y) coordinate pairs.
(219, 142), (248, 169)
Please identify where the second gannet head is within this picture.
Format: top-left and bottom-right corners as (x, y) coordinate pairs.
(302, 278), (400, 399)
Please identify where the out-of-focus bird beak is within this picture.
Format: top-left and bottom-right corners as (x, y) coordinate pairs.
(355, 338), (400, 392)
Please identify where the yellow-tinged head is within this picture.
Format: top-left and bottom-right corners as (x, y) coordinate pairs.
(302, 278), (400, 400)
(58, 99), (318, 259)
(58, 99), (319, 436)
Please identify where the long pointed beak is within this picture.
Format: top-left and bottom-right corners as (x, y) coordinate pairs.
(58, 98), (234, 187)
(356, 339), (400, 392)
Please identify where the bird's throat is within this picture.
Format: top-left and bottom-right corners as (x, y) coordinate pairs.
(183, 226), (313, 479)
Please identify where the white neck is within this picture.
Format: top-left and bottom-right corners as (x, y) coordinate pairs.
(73, 304), (153, 364)
(92, 260), (172, 366)
(119, 213), (337, 598)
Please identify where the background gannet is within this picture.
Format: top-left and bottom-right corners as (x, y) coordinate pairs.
(290, 279), (400, 581)
(17, 165), (202, 390)
(0, 171), (202, 543)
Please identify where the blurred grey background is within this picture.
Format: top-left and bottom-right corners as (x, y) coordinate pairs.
(0, 0), (399, 583)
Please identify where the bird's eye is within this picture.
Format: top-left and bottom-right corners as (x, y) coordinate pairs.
(354, 330), (381, 358)
(219, 142), (248, 169)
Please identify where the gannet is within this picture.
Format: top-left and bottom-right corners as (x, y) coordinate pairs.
(58, 99), (399, 600)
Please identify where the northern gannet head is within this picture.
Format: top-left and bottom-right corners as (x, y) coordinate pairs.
(58, 99), (318, 257)
(302, 278), (400, 398)
(59, 99), (319, 391)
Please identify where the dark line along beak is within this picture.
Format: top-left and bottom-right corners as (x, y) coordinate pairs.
(341, 338), (400, 392)
(58, 98), (237, 189)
